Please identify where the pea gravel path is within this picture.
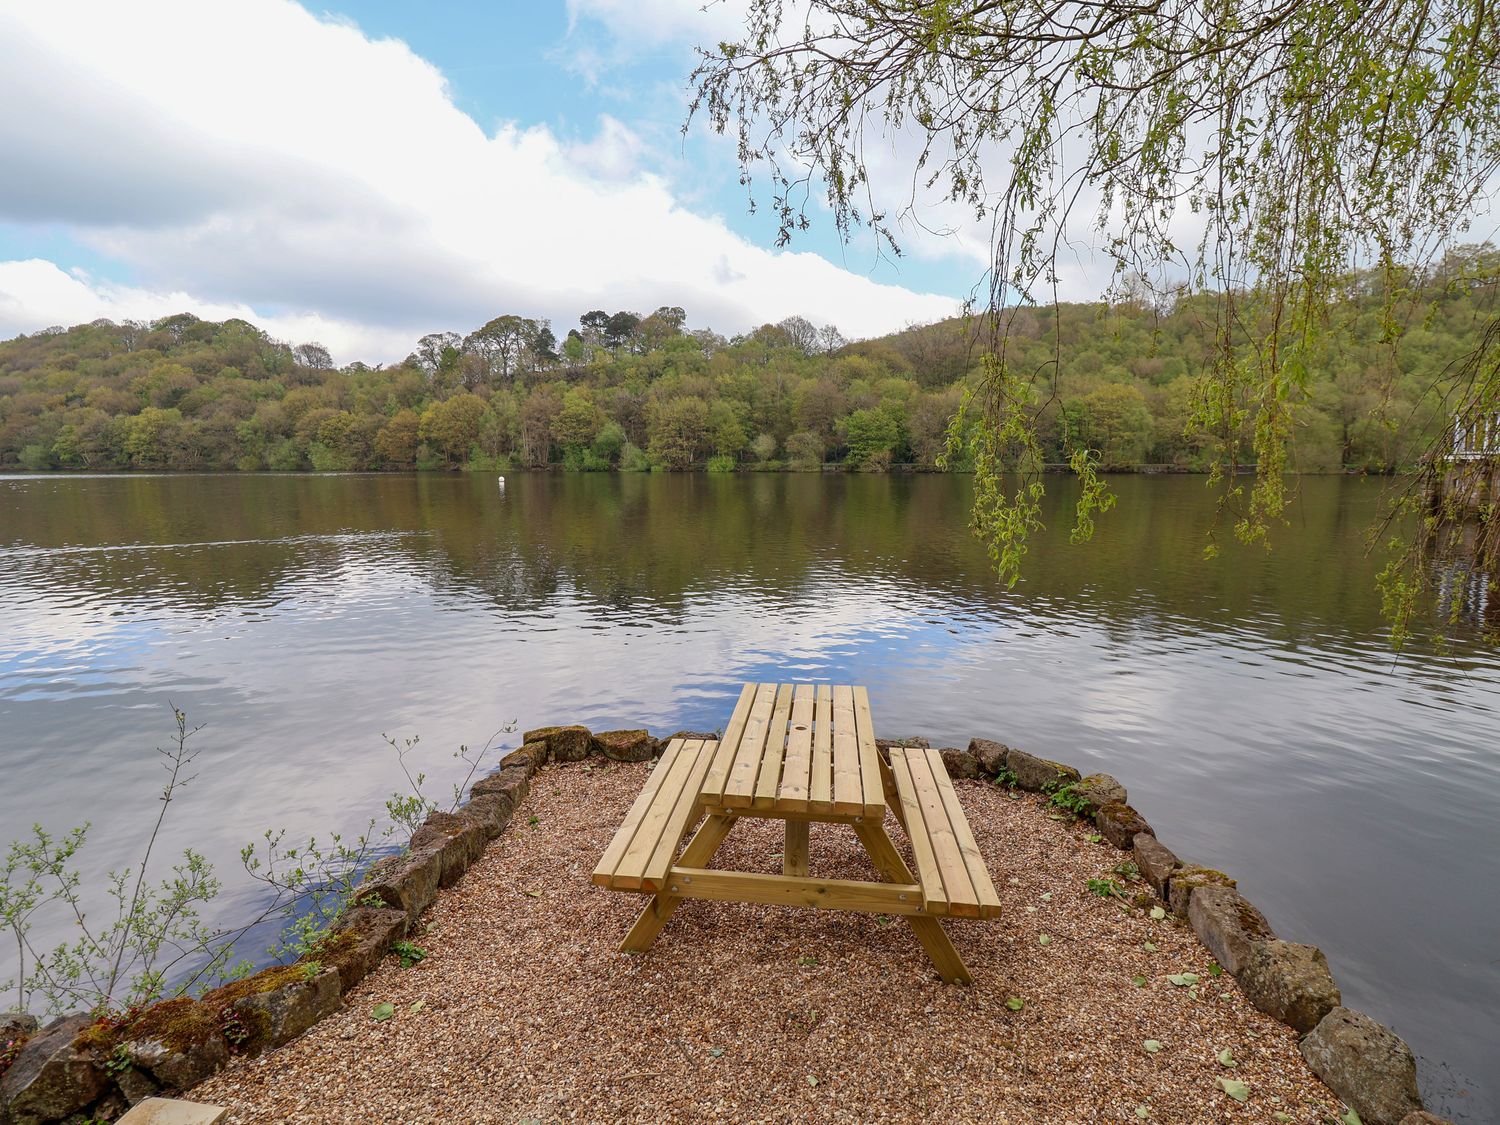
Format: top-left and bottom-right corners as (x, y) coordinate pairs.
(195, 760), (1344, 1123)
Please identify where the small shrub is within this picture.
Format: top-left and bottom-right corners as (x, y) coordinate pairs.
(706, 453), (738, 473)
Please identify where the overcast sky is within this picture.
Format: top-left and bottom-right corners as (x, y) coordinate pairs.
(0, 0), (1047, 364)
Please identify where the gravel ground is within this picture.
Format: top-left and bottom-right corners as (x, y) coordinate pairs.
(196, 760), (1344, 1124)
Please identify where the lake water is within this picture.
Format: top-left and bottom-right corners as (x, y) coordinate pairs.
(1, 472), (1495, 1119)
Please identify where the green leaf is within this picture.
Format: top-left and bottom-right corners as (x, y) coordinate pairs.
(1339, 1110), (1362, 1125)
(1087, 834), (1103, 843)
(1143, 1039), (1162, 1054)
(1274, 1114), (1292, 1123)
(1005, 996), (1025, 1011)
(1131, 974), (1148, 988)
(1135, 1106), (1150, 1119)
(1216, 1077), (1249, 1103)
(1166, 972), (1200, 986)
(408, 999), (426, 1014)
(1207, 961), (1223, 977)
(708, 1047), (725, 1058)
(1149, 906), (1166, 920)
(806, 1075), (818, 1087)
(371, 1002), (394, 1022)
(1217, 1047), (1236, 1068)
(1142, 941), (1158, 953)
(1038, 933), (1051, 946)
(1040, 892), (1053, 902)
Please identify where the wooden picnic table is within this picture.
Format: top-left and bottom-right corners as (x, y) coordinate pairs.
(592, 683), (1001, 983)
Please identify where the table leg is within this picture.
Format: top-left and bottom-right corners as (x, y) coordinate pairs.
(852, 821), (972, 985)
(783, 819), (810, 876)
(621, 812), (735, 952)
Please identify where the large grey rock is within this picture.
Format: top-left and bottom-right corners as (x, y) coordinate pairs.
(592, 729), (657, 761)
(937, 748), (984, 780)
(469, 765), (530, 813)
(1237, 941), (1341, 1033)
(1187, 885), (1276, 974)
(319, 905), (410, 991)
(521, 725), (592, 762)
(0, 1013), (106, 1124)
(1167, 864), (1236, 918)
(1004, 747), (1081, 791)
(217, 967), (342, 1055)
(1132, 833), (1179, 898)
(497, 740), (548, 773)
(409, 810), (486, 888)
(967, 738), (1010, 776)
(461, 793), (514, 838)
(1299, 1007), (1423, 1125)
(358, 846), (442, 922)
(1073, 773), (1127, 815)
(1095, 801), (1152, 849)
(0, 1012), (38, 1043)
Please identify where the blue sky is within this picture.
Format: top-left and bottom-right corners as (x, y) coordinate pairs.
(0, 0), (985, 361)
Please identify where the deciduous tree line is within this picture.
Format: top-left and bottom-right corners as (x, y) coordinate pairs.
(2, 253), (1492, 476)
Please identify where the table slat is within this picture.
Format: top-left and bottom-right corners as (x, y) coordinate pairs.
(887, 746), (951, 915)
(925, 748), (1002, 918)
(723, 683), (777, 807)
(641, 740), (717, 890)
(905, 748), (981, 916)
(809, 685), (835, 811)
(831, 685), (863, 815)
(753, 683), (796, 808)
(592, 738), (691, 886)
(701, 683), (755, 803)
(852, 685), (884, 817)
(777, 684), (816, 803)
(613, 740), (703, 889)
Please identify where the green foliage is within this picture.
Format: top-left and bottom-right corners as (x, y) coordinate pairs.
(1086, 877), (1124, 899)
(706, 453), (738, 473)
(390, 940), (426, 968)
(1047, 783), (1091, 816)
(2, 707), (513, 1017)
(690, 0), (1500, 631)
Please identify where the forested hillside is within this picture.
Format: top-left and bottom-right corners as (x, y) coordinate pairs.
(1, 248), (1494, 474)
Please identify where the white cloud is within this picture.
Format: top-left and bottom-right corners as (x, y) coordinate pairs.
(0, 0), (958, 364)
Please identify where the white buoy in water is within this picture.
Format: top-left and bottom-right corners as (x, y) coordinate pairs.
(497, 475), (506, 491)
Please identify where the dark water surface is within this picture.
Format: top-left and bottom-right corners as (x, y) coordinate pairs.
(1, 472), (1496, 1119)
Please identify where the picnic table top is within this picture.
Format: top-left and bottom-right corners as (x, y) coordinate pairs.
(699, 683), (885, 819)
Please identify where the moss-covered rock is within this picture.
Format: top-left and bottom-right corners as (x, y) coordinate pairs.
(0, 1013), (106, 1123)
(202, 965), (341, 1056)
(1094, 801), (1152, 849)
(1005, 747), (1081, 791)
(521, 725), (592, 762)
(1167, 864), (1236, 917)
(1187, 885), (1276, 974)
(1073, 773), (1127, 815)
(966, 738), (1010, 776)
(498, 740), (549, 772)
(119, 998), (230, 1091)
(318, 906), (409, 992)
(592, 730), (657, 761)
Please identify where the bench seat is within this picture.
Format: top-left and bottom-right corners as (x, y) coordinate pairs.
(886, 746), (1002, 920)
(591, 738), (716, 893)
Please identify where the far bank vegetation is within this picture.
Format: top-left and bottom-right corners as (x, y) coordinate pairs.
(2, 248), (1494, 475)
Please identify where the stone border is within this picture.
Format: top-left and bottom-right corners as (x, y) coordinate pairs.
(0, 725), (1448, 1125)
(941, 736), (1443, 1125)
(0, 724), (658, 1124)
